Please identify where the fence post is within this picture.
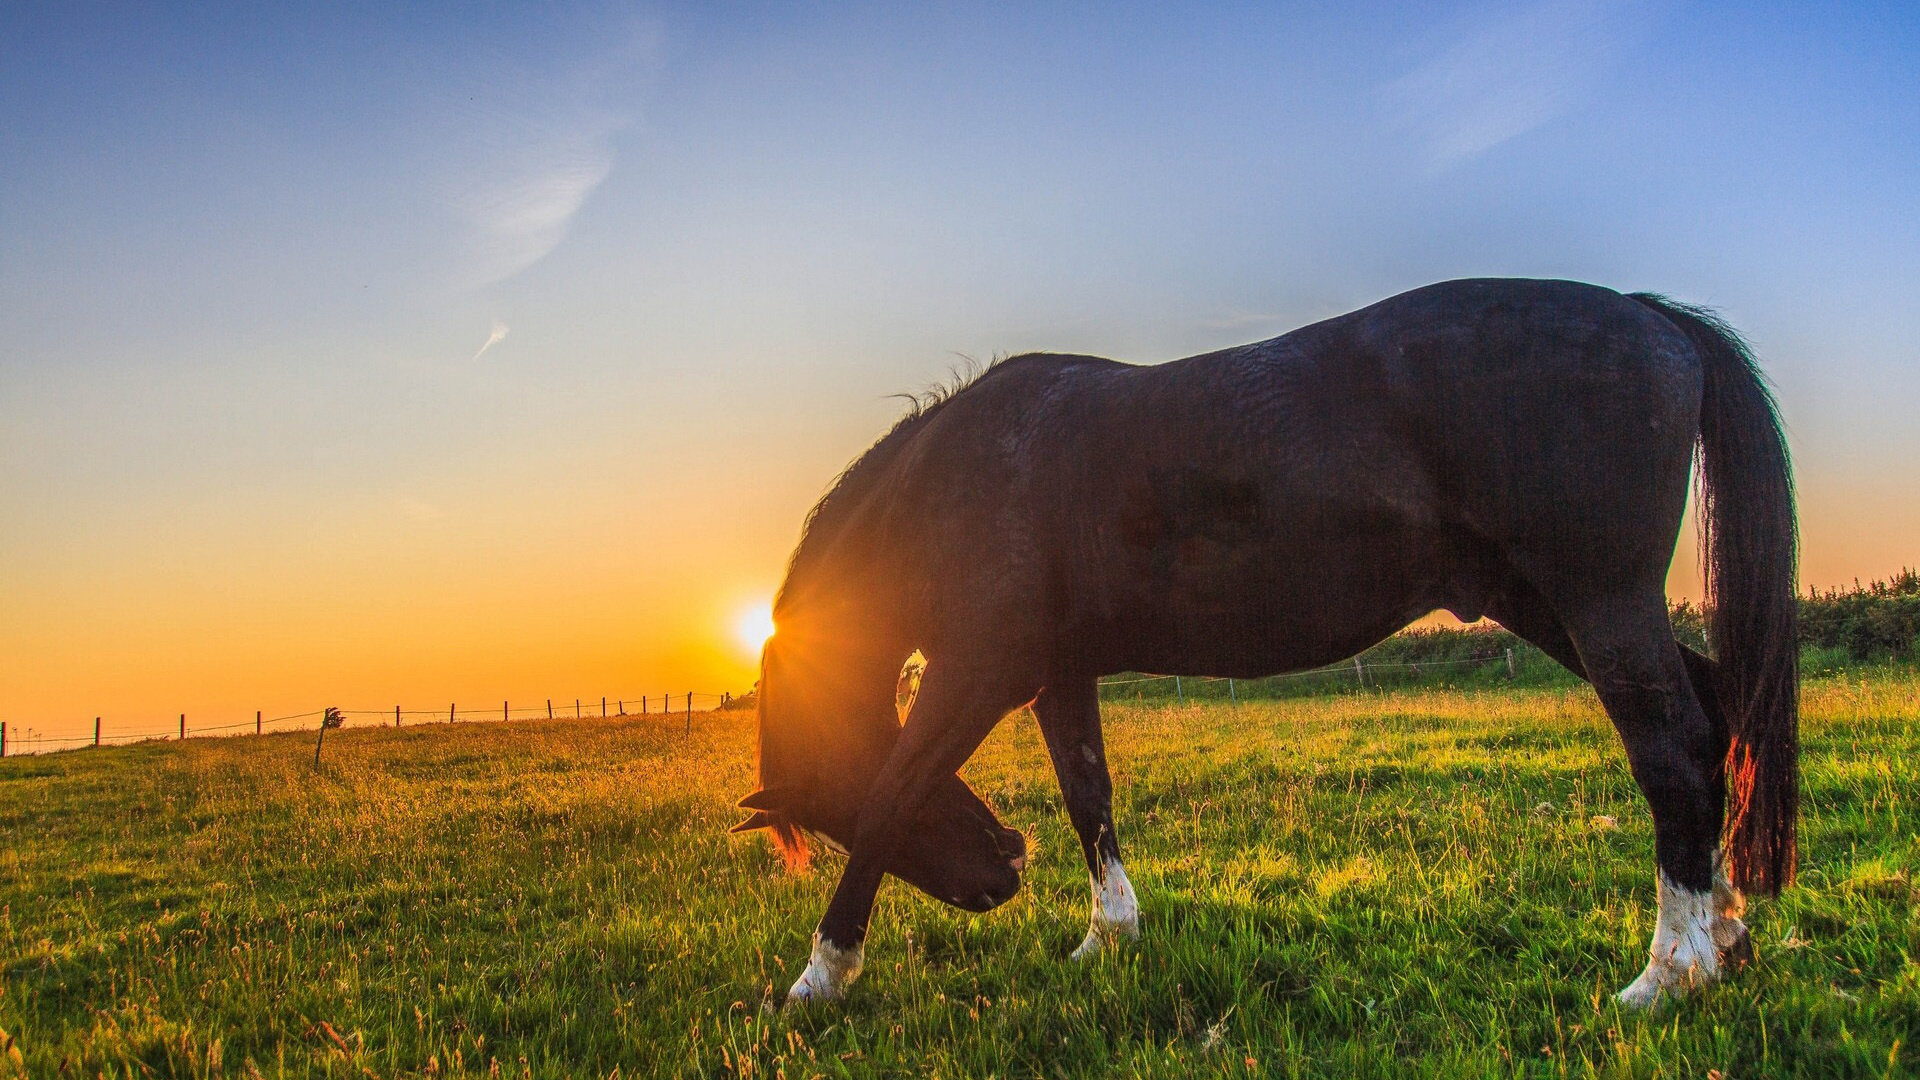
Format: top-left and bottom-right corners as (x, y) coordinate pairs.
(686, 692), (692, 735)
(450, 702), (456, 724)
(601, 697), (607, 718)
(395, 705), (401, 727)
(1, 721), (7, 757)
(1505, 648), (1516, 679)
(642, 695), (648, 715)
(1354, 656), (1365, 688)
(547, 699), (554, 720)
(96, 717), (102, 746)
(256, 710), (262, 735)
(180, 714), (186, 740)
(1228, 678), (1237, 703)
(618, 699), (624, 716)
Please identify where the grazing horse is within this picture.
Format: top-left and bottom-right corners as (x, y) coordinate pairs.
(732, 278), (1797, 1009)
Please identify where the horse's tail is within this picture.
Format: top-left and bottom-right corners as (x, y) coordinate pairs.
(1633, 293), (1800, 895)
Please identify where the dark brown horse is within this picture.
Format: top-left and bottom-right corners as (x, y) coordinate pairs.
(733, 278), (1797, 1008)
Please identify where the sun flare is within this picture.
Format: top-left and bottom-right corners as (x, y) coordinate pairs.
(733, 600), (777, 656)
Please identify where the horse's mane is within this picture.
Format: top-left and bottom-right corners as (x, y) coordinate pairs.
(777, 359), (991, 607)
(751, 360), (1000, 866)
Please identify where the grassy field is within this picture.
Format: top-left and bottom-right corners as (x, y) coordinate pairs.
(3, 674), (1917, 1079)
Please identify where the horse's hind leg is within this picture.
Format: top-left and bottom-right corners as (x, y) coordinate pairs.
(1034, 678), (1138, 958)
(1556, 592), (1744, 1007)
(1679, 644), (1753, 970)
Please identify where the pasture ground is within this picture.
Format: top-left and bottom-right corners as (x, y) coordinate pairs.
(3, 673), (1917, 1078)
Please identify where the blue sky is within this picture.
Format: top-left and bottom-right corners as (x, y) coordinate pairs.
(3, 1), (1917, 725)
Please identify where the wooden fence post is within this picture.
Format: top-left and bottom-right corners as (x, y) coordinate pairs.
(256, 710), (262, 735)
(449, 702), (455, 723)
(547, 699), (554, 720)
(686, 692), (692, 735)
(1174, 676), (1183, 704)
(504, 700), (509, 722)
(180, 714), (186, 740)
(395, 705), (400, 727)
(601, 697), (607, 718)
(618, 700), (624, 715)
(96, 717), (102, 746)
(1228, 678), (1237, 702)
(642, 695), (648, 715)
(1, 721), (7, 758)
(574, 698), (580, 718)
(1354, 656), (1366, 687)
(1505, 648), (1516, 679)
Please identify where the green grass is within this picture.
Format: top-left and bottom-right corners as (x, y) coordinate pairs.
(4, 674), (1918, 1078)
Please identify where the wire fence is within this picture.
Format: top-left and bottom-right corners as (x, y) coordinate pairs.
(1095, 650), (1516, 701)
(2, 649), (1522, 758)
(0, 690), (741, 758)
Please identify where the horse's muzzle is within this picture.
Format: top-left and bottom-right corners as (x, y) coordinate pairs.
(954, 873), (1022, 912)
(950, 829), (1026, 910)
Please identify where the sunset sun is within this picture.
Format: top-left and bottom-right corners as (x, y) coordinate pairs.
(733, 599), (776, 656)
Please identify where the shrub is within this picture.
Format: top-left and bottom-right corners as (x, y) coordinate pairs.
(1798, 569), (1920, 661)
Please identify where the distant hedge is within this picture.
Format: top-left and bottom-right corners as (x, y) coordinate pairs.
(1385, 570), (1920, 670)
(1796, 569), (1920, 661)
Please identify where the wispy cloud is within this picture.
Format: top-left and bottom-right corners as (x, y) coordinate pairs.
(471, 318), (511, 361)
(455, 132), (617, 286)
(440, 21), (659, 287)
(1380, 0), (1655, 169)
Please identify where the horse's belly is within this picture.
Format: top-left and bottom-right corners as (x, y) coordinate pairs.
(1079, 531), (1451, 678)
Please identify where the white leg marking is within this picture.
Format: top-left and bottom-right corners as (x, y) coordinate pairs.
(785, 933), (863, 1006)
(1617, 850), (1748, 1009)
(1071, 855), (1139, 960)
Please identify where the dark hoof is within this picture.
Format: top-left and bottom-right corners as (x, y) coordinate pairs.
(1720, 924), (1754, 970)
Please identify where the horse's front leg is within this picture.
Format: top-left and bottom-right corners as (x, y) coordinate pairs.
(788, 665), (1029, 1005)
(1033, 677), (1138, 959)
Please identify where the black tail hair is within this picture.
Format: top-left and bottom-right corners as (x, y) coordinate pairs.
(1633, 293), (1799, 895)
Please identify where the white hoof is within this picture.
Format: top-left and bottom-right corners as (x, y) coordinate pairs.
(784, 934), (862, 1006)
(1616, 863), (1748, 1010)
(1616, 955), (1706, 1009)
(1070, 916), (1139, 961)
(1072, 856), (1140, 960)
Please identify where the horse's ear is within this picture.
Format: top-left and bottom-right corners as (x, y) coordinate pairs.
(737, 787), (792, 811)
(729, 810), (775, 834)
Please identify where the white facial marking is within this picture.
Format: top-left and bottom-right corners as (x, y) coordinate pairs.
(1616, 852), (1749, 1009)
(786, 934), (863, 1006)
(1071, 855), (1140, 960)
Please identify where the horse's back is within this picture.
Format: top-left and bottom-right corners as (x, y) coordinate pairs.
(1316, 279), (1704, 583)
(887, 279), (1710, 664)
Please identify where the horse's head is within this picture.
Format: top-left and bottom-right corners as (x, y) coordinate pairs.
(737, 771), (1026, 912)
(732, 636), (1026, 911)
